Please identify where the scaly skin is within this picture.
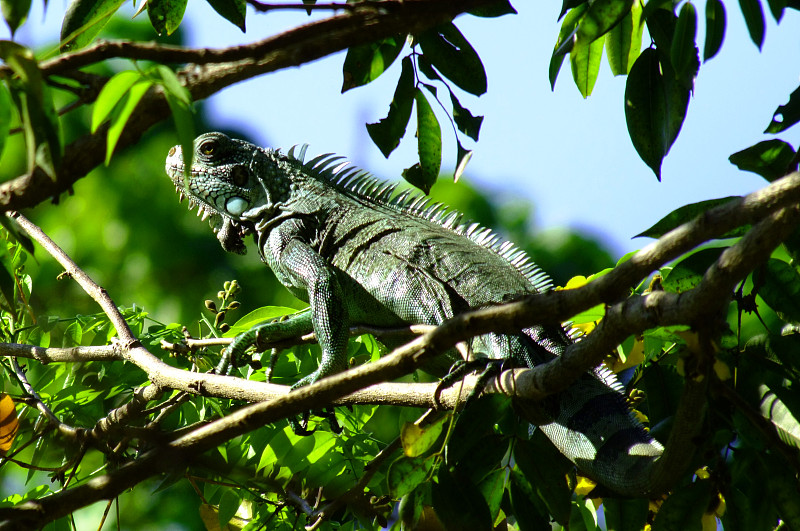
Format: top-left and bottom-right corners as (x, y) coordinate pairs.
(165, 132), (665, 496)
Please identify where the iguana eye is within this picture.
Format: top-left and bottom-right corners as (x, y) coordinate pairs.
(230, 165), (249, 187)
(199, 140), (217, 156)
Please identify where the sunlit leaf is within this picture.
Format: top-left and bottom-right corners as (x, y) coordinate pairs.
(400, 414), (448, 457)
(0, 82), (11, 159)
(0, 42), (62, 178)
(570, 30), (604, 97)
(417, 23), (487, 96)
(605, 0), (644, 75)
(148, 0), (187, 36)
(704, 0), (726, 61)
(635, 196), (742, 238)
(204, 0), (245, 32)
(60, 0), (126, 51)
(106, 80), (152, 165)
(342, 35), (404, 92)
(738, 0), (765, 49)
(729, 139), (796, 181)
(765, 85), (800, 134)
(454, 141), (472, 182)
(550, 4), (589, 89)
(367, 56), (415, 158)
(574, 0), (634, 52)
(92, 70), (142, 132)
(402, 89), (441, 193)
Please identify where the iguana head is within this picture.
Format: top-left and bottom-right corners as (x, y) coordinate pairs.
(165, 132), (277, 255)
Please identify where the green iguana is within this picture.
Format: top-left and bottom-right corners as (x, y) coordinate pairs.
(165, 132), (664, 496)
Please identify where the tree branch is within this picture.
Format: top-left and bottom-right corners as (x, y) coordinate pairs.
(0, 0), (495, 211)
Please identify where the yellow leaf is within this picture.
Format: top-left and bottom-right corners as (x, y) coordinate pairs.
(701, 513), (718, 531)
(400, 414), (449, 457)
(0, 393), (19, 453)
(558, 275), (589, 290)
(574, 475), (597, 496)
(713, 359), (731, 381)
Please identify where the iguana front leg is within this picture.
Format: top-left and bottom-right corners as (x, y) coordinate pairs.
(270, 236), (350, 388)
(218, 308), (313, 374)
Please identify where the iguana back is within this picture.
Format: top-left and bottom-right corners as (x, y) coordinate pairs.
(165, 132), (663, 496)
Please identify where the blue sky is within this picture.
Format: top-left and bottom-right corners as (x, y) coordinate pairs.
(9, 1), (800, 256)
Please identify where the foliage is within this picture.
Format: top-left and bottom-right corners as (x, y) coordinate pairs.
(0, 0), (799, 530)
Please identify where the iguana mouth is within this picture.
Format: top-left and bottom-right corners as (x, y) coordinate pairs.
(171, 183), (252, 255)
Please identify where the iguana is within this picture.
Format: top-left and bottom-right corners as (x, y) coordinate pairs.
(165, 132), (664, 496)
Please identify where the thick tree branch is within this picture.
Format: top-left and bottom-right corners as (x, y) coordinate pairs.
(0, 0), (495, 210)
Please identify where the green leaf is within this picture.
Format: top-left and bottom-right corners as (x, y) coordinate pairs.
(217, 488), (240, 530)
(431, 466), (492, 531)
(387, 456), (433, 497)
(157, 65), (195, 174)
(454, 141), (473, 182)
(738, 0), (766, 49)
(759, 384), (800, 450)
(763, 454), (800, 528)
(703, 0), (726, 61)
(513, 432), (572, 525)
(570, 499), (599, 531)
(402, 89), (441, 193)
(0, 82), (11, 159)
(342, 35), (404, 92)
(765, 85), (800, 134)
(477, 468), (506, 523)
(468, 0), (517, 17)
(603, 498), (649, 531)
(729, 139), (796, 181)
(754, 258), (800, 323)
(60, 0), (126, 52)
(605, 0), (644, 76)
(62, 321), (83, 348)
(766, 0), (789, 21)
(0, 261), (16, 313)
(398, 487), (424, 529)
(366, 56), (415, 158)
(671, 2), (698, 83)
(1, 0), (32, 37)
(570, 30), (604, 98)
(635, 196), (742, 239)
(92, 70), (142, 133)
(574, 0), (634, 51)
(450, 91), (483, 141)
(417, 23), (487, 96)
(147, 0), (187, 36)
(106, 80), (152, 165)
(0, 42), (62, 178)
(204, 0), (245, 32)
(662, 247), (726, 293)
(651, 480), (713, 531)
(400, 414), (448, 457)
(550, 4), (589, 89)
(624, 47), (690, 180)
(509, 472), (551, 530)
